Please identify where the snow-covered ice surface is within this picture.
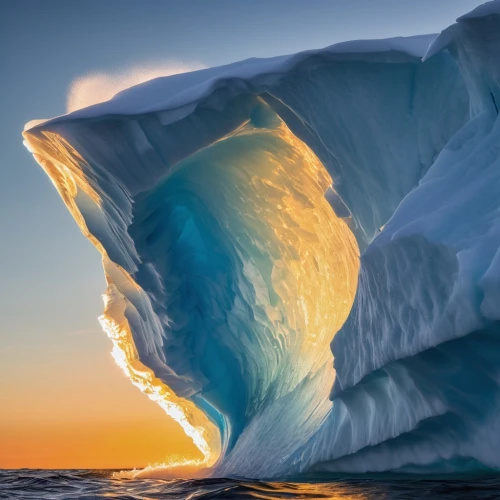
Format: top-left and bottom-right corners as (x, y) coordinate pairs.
(24, 0), (500, 479)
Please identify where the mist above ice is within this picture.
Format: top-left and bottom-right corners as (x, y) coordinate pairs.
(66, 61), (206, 112)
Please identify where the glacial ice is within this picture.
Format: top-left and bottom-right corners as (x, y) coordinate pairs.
(23, 0), (500, 478)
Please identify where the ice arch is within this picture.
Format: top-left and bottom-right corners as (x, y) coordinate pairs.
(23, 97), (360, 471)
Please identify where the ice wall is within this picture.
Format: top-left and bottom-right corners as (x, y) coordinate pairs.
(23, 0), (500, 478)
(313, 3), (500, 475)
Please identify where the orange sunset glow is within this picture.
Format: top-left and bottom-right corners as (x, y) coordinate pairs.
(0, 331), (200, 469)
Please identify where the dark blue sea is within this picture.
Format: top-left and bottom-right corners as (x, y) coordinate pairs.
(2, 470), (500, 499)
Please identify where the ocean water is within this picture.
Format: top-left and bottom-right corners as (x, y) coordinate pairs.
(1, 470), (500, 500)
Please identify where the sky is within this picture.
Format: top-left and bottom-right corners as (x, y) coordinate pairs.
(0, 0), (486, 469)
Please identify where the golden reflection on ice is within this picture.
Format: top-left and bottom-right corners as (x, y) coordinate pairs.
(99, 281), (218, 470)
(22, 129), (220, 471)
(23, 100), (359, 476)
(267, 122), (359, 373)
(192, 109), (360, 399)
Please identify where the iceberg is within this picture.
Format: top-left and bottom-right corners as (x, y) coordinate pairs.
(23, 0), (500, 478)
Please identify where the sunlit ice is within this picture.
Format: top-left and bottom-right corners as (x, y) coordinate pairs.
(22, 2), (500, 477)
(23, 98), (359, 476)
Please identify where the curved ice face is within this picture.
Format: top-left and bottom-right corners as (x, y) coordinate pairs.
(23, 1), (500, 478)
(126, 102), (359, 456)
(23, 99), (359, 471)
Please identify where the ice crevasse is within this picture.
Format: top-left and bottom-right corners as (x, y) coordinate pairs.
(23, 1), (500, 478)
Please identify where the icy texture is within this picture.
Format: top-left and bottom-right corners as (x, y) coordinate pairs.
(24, 0), (500, 478)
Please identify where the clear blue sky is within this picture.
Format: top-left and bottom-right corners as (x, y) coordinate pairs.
(0, 0), (485, 467)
